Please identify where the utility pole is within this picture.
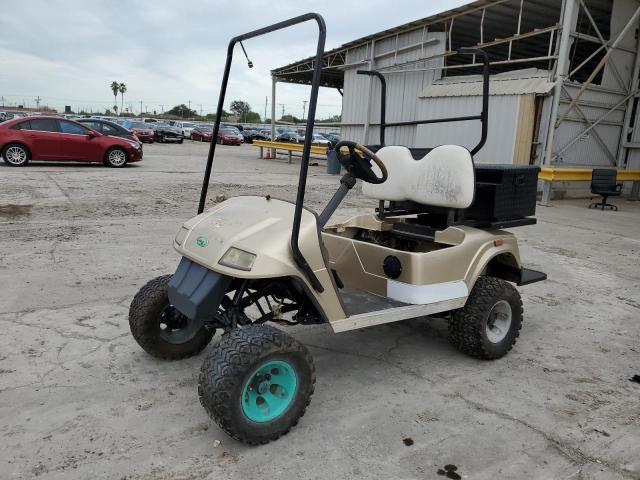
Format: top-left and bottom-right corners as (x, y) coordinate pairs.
(264, 96), (267, 123)
(279, 103), (285, 120)
(34, 96), (41, 110)
(159, 105), (164, 114)
(188, 100), (191, 119)
(302, 100), (308, 122)
(197, 104), (202, 117)
(140, 100), (143, 116)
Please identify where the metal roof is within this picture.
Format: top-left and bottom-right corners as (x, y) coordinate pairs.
(419, 69), (555, 97)
(271, 0), (566, 87)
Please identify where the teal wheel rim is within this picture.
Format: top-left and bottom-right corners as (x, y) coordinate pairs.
(241, 359), (298, 423)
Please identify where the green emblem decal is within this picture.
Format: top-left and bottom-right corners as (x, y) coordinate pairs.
(196, 235), (209, 247)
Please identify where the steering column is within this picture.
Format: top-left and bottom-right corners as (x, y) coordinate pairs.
(317, 142), (387, 228)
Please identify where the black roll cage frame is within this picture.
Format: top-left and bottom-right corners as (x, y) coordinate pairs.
(197, 13), (327, 292)
(356, 47), (490, 155)
(197, 15), (490, 293)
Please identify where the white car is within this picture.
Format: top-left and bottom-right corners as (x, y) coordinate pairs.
(170, 121), (197, 139)
(310, 133), (331, 147)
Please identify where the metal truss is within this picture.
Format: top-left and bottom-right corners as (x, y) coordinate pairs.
(546, 0), (640, 165)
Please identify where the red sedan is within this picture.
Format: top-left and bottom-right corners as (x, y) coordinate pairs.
(0, 116), (142, 167)
(190, 126), (213, 142)
(217, 127), (242, 146)
(126, 121), (155, 143)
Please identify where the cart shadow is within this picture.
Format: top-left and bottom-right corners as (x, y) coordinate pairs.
(298, 316), (463, 375)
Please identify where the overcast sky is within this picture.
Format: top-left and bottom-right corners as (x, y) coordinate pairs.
(0, 0), (471, 118)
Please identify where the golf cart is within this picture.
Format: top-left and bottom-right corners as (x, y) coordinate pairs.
(129, 13), (546, 445)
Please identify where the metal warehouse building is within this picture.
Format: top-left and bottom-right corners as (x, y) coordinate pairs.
(272, 0), (640, 172)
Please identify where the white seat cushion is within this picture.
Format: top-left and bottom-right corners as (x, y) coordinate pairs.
(362, 145), (475, 209)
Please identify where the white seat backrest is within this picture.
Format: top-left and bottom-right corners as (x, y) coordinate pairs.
(362, 145), (475, 209)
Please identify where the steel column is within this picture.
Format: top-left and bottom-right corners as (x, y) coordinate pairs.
(543, 0), (578, 165)
(271, 76), (276, 156)
(362, 40), (376, 144)
(617, 28), (640, 167)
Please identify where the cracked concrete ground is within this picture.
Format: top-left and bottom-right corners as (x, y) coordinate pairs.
(1, 142), (639, 479)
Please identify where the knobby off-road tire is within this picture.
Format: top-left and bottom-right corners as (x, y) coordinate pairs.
(129, 275), (214, 360)
(198, 324), (315, 445)
(449, 276), (523, 360)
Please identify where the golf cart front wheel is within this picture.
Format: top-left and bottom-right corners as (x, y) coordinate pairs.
(129, 275), (214, 360)
(198, 324), (315, 445)
(448, 276), (523, 360)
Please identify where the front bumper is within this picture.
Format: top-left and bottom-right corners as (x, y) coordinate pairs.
(129, 146), (143, 162)
(168, 257), (232, 321)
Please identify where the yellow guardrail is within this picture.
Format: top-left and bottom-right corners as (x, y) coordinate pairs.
(252, 140), (328, 163)
(539, 167), (640, 182)
(539, 167), (640, 205)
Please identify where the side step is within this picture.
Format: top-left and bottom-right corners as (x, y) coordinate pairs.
(518, 267), (547, 286)
(330, 296), (467, 333)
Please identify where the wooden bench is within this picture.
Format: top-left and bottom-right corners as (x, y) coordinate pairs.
(539, 167), (640, 206)
(252, 140), (328, 164)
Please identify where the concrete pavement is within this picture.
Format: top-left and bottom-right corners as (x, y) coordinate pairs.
(1, 142), (639, 479)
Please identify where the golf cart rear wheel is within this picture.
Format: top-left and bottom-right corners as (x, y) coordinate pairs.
(449, 276), (523, 360)
(198, 324), (315, 445)
(129, 275), (214, 360)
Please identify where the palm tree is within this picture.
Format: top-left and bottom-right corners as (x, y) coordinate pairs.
(110, 81), (119, 114)
(119, 83), (127, 116)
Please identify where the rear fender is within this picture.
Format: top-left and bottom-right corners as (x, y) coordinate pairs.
(465, 236), (522, 289)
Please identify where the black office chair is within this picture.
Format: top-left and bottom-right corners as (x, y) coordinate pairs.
(588, 169), (622, 211)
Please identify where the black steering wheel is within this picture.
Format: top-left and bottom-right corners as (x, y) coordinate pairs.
(334, 141), (388, 184)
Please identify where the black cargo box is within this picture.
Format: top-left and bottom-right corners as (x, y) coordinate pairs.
(464, 165), (540, 222)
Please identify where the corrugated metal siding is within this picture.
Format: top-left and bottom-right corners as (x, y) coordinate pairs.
(341, 28), (529, 163)
(415, 95), (520, 164)
(342, 31), (445, 145)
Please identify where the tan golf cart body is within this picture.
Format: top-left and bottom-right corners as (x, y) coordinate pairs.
(173, 144), (523, 333)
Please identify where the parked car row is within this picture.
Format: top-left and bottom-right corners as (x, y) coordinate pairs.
(273, 131), (339, 147)
(189, 125), (244, 145)
(0, 116), (143, 167)
(1, 112), (341, 162)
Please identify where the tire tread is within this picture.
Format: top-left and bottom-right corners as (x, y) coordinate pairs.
(129, 275), (213, 360)
(198, 325), (315, 445)
(449, 276), (523, 360)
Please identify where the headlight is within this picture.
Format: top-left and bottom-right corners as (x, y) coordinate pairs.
(127, 140), (139, 148)
(218, 247), (256, 271)
(174, 226), (190, 246)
